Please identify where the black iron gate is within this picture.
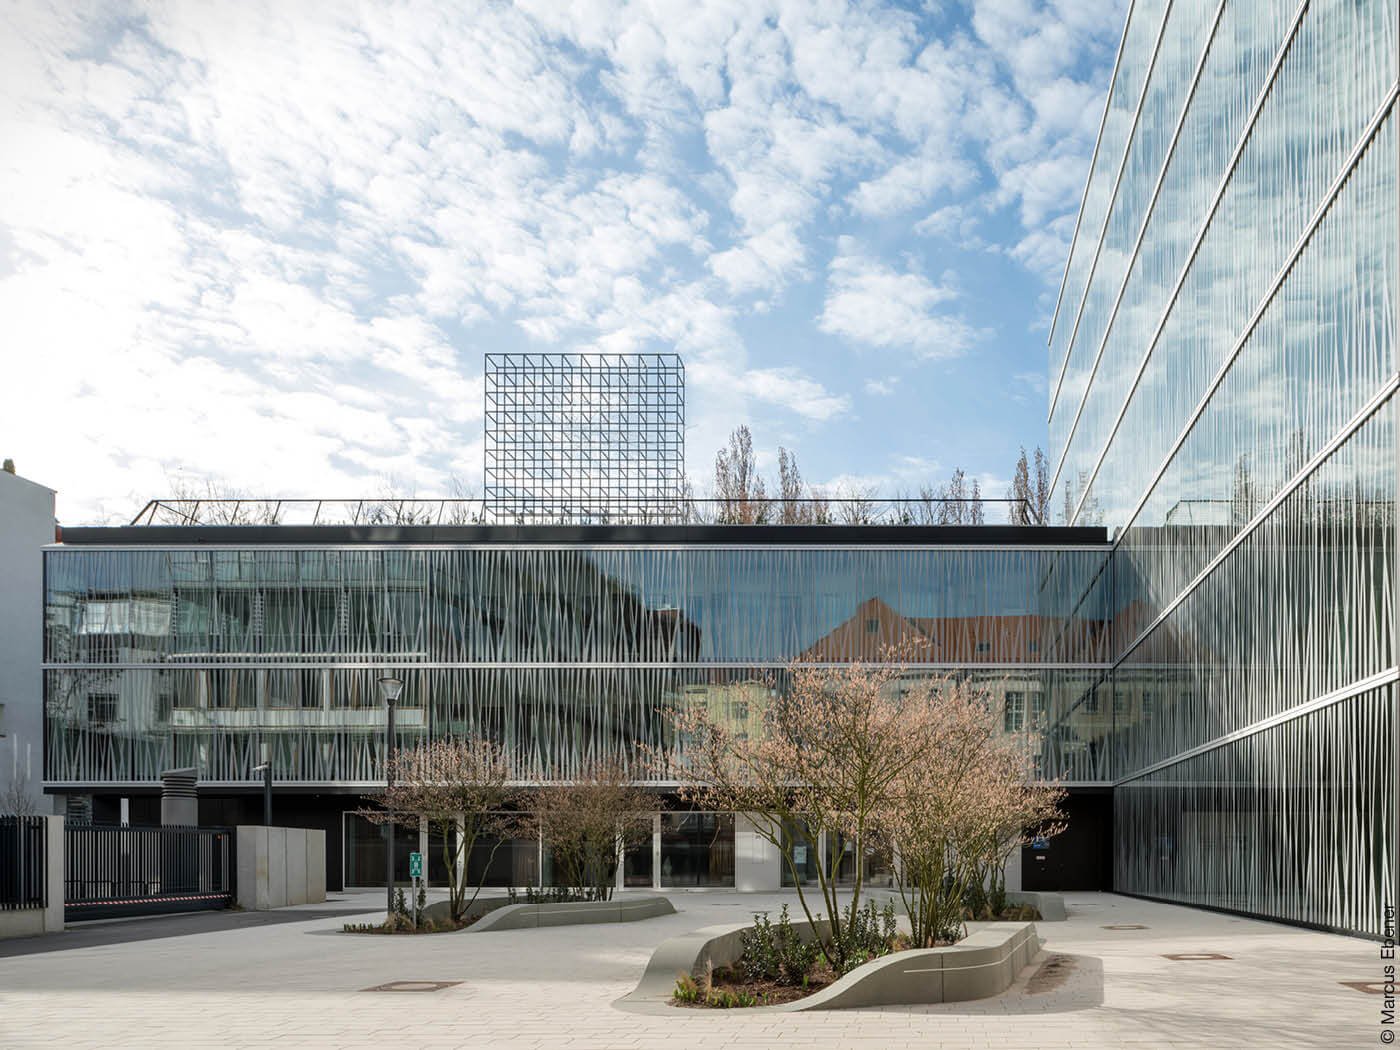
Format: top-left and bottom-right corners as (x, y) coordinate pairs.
(0, 816), (47, 911)
(65, 824), (236, 921)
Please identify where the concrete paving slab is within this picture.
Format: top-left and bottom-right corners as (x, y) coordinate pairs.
(0, 890), (1380, 1049)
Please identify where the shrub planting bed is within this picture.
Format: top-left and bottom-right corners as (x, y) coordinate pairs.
(669, 898), (1041, 1009)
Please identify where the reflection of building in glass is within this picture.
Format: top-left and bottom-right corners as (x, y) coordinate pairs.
(43, 524), (1109, 890)
(1046, 1), (1397, 936)
(484, 352), (685, 523)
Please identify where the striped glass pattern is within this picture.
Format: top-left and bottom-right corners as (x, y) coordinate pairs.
(43, 545), (1111, 784)
(1048, 0), (1399, 934)
(1115, 686), (1394, 938)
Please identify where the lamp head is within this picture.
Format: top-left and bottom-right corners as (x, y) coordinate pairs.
(378, 675), (404, 705)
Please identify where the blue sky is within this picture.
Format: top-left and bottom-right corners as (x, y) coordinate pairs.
(0, 0), (1126, 524)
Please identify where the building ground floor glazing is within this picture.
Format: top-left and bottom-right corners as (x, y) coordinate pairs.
(66, 787), (1115, 895)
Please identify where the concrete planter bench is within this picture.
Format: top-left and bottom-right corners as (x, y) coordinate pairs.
(617, 917), (1040, 1013)
(465, 893), (675, 932)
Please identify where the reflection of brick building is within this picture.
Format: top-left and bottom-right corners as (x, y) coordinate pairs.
(797, 595), (1112, 664)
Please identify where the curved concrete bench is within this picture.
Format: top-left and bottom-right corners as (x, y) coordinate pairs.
(466, 894), (675, 932)
(617, 917), (1039, 1013)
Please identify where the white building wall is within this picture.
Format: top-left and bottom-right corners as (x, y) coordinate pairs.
(0, 471), (56, 815)
(734, 813), (781, 892)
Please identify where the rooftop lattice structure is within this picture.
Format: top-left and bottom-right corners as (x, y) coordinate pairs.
(484, 353), (685, 523)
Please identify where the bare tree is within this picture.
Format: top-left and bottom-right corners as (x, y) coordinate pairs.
(364, 475), (437, 525)
(714, 425), (768, 523)
(835, 483), (878, 524)
(533, 757), (652, 901)
(934, 468), (983, 525)
(165, 474), (283, 524)
(1008, 447), (1050, 525)
(1, 776), (40, 816)
(1231, 454), (1258, 526)
(1008, 449), (1032, 525)
(777, 447), (806, 524)
(444, 476), (484, 525)
(1032, 448), (1050, 525)
(360, 738), (524, 924)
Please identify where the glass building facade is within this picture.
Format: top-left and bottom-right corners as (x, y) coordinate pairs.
(43, 529), (1112, 787)
(41, 525), (1111, 888)
(1047, 0), (1398, 936)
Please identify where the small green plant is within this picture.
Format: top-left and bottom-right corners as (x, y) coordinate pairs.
(506, 885), (608, 905)
(832, 899), (898, 975)
(988, 869), (1008, 917)
(671, 970), (761, 1008)
(673, 974), (700, 1003)
(739, 904), (819, 985)
(962, 878), (988, 919)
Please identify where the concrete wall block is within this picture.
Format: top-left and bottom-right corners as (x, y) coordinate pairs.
(0, 909), (47, 940)
(286, 830), (308, 906)
(307, 830), (326, 902)
(235, 827), (256, 910)
(267, 827), (288, 909)
(43, 815), (63, 933)
(237, 825), (326, 911)
(254, 826), (272, 910)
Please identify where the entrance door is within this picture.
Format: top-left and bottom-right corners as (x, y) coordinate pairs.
(1021, 790), (1112, 891)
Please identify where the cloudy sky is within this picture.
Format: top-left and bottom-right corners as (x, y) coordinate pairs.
(1, 0), (1126, 525)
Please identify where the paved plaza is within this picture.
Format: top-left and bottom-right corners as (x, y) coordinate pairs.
(0, 890), (1384, 1049)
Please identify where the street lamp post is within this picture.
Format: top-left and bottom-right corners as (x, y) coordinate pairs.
(252, 742), (272, 826)
(378, 675), (404, 919)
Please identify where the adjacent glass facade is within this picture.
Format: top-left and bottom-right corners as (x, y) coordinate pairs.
(1049, 0), (1398, 936)
(43, 538), (1112, 787)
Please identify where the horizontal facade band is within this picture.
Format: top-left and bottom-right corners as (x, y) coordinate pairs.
(45, 541), (1112, 554)
(43, 778), (1117, 792)
(1114, 665), (1400, 786)
(42, 661), (1113, 671)
(52, 523), (1110, 550)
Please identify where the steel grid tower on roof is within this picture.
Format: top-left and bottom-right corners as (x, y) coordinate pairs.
(484, 352), (685, 523)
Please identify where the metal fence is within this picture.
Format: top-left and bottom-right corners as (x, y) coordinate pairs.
(64, 824), (235, 921)
(0, 816), (47, 910)
(128, 495), (1037, 527)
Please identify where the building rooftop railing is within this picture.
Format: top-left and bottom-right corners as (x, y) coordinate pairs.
(128, 496), (1043, 528)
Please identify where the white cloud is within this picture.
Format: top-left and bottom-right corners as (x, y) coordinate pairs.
(0, 0), (1123, 522)
(741, 367), (851, 422)
(819, 243), (982, 359)
(864, 377), (897, 396)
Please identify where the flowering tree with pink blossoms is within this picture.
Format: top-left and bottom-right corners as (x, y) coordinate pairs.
(665, 641), (1065, 964)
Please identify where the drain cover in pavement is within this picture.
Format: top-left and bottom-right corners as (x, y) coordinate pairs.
(1340, 981), (1389, 995)
(1101, 924), (1148, 930)
(363, 980), (463, 992)
(1162, 953), (1231, 961)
